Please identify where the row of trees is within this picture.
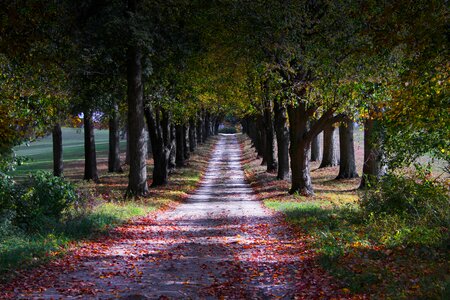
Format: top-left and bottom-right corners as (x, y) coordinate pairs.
(1, 0), (448, 198)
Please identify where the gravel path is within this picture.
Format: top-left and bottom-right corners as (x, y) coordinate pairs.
(6, 134), (341, 299)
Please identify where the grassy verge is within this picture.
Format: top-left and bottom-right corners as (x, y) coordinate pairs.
(0, 136), (214, 283)
(239, 135), (449, 299)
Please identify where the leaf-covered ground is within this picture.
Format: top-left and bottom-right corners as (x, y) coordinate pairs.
(0, 135), (365, 299)
(240, 135), (449, 299)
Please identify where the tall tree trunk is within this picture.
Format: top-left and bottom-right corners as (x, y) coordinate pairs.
(359, 116), (386, 188)
(287, 103), (313, 196)
(52, 123), (63, 177)
(169, 124), (176, 171)
(263, 99), (277, 172)
(189, 119), (196, 152)
(274, 100), (289, 179)
(203, 112), (210, 141)
(145, 105), (171, 187)
(310, 132), (321, 162)
(83, 111), (98, 182)
(336, 120), (358, 179)
(183, 124), (190, 159)
(125, 25), (148, 196)
(197, 114), (204, 144)
(256, 115), (266, 161)
(214, 118), (220, 135)
(319, 125), (339, 168)
(125, 126), (130, 165)
(175, 124), (185, 167)
(108, 103), (122, 173)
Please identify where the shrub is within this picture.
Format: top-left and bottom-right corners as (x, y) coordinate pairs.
(15, 171), (79, 231)
(0, 174), (18, 212)
(360, 172), (449, 227)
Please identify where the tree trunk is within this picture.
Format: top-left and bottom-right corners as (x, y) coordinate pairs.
(52, 123), (63, 177)
(125, 34), (148, 196)
(175, 124), (185, 167)
(214, 119), (220, 135)
(336, 120), (358, 179)
(203, 112), (210, 141)
(359, 116), (386, 188)
(310, 132), (321, 162)
(287, 103), (313, 196)
(319, 125), (339, 168)
(263, 99), (277, 172)
(169, 124), (176, 171)
(183, 124), (190, 159)
(108, 103), (122, 173)
(83, 111), (98, 182)
(197, 114), (204, 144)
(274, 100), (289, 179)
(256, 115), (266, 161)
(145, 105), (171, 187)
(125, 127), (130, 165)
(189, 119), (196, 152)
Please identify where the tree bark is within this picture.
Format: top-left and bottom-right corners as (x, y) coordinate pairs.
(183, 124), (190, 159)
(175, 124), (185, 167)
(197, 114), (204, 144)
(319, 125), (339, 168)
(256, 115), (266, 161)
(169, 124), (176, 171)
(189, 118), (196, 152)
(310, 132), (321, 162)
(214, 118), (220, 135)
(203, 112), (210, 141)
(359, 116), (386, 188)
(125, 29), (148, 196)
(145, 105), (171, 187)
(263, 98), (277, 172)
(287, 103), (313, 195)
(52, 123), (63, 177)
(274, 100), (289, 179)
(336, 119), (358, 179)
(83, 111), (98, 182)
(108, 102), (122, 173)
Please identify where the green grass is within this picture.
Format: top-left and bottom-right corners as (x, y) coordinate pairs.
(0, 201), (155, 281)
(10, 127), (126, 176)
(265, 199), (449, 298)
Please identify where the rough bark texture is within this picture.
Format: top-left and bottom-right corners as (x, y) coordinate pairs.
(183, 125), (190, 159)
(336, 120), (358, 179)
(274, 101), (289, 179)
(197, 114), (204, 144)
(125, 128), (130, 165)
(319, 125), (339, 168)
(263, 99), (277, 172)
(360, 117), (386, 188)
(169, 124), (176, 172)
(257, 115), (266, 162)
(52, 123), (63, 177)
(108, 103), (122, 173)
(125, 29), (148, 196)
(203, 112), (210, 141)
(287, 103), (313, 196)
(145, 105), (171, 186)
(175, 124), (185, 167)
(83, 111), (98, 182)
(189, 119), (196, 152)
(310, 132), (321, 162)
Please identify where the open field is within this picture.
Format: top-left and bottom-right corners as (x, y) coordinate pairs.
(10, 128), (126, 177)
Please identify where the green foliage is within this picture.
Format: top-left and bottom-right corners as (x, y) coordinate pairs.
(14, 172), (79, 231)
(360, 170), (449, 230)
(0, 175), (17, 213)
(218, 127), (237, 134)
